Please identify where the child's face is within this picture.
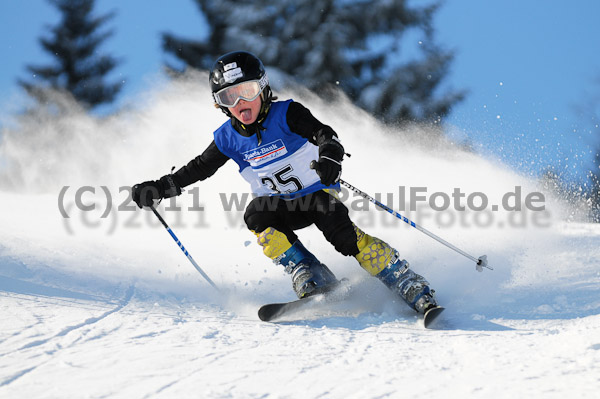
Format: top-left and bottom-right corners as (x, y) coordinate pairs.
(229, 96), (262, 125)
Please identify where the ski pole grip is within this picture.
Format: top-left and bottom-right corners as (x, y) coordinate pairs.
(310, 160), (319, 170)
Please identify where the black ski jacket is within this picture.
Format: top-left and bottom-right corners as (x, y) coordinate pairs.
(172, 101), (341, 188)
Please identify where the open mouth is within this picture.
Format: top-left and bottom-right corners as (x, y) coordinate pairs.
(240, 108), (253, 122)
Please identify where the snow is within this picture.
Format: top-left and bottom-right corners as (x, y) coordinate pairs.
(1, 77), (600, 398)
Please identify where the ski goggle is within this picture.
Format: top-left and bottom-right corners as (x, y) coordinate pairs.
(213, 74), (268, 108)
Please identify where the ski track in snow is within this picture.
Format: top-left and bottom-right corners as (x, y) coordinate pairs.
(1, 81), (600, 398)
(1, 285), (134, 388)
(1, 282), (599, 398)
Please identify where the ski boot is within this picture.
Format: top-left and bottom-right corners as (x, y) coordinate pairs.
(354, 226), (437, 313)
(256, 227), (339, 298)
(375, 254), (437, 313)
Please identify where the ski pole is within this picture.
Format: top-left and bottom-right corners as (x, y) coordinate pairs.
(310, 161), (490, 272)
(149, 205), (221, 291)
(339, 179), (491, 272)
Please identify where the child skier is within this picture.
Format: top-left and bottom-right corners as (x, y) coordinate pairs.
(132, 51), (438, 314)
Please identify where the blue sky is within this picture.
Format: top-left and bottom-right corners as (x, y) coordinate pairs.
(1, 1), (599, 184)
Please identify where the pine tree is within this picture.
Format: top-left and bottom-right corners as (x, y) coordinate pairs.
(19, 0), (123, 110)
(162, 0), (464, 126)
(590, 89), (600, 221)
(573, 76), (600, 221)
(591, 150), (600, 222)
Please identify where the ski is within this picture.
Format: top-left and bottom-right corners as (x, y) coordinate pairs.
(258, 294), (324, 322)
(258, 281), (352, 322)
(423, 306), (445, 328)
(259, 281), (445, 327)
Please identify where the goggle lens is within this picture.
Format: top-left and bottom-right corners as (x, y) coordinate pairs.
(213, 75), (268, 107)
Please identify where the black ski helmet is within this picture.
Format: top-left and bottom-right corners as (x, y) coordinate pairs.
(209, 51), (274, 119)
(210, 51), (266, 94)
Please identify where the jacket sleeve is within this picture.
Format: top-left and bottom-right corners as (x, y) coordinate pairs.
(286, 101), (345, 161)
(173, 140), (230, 188)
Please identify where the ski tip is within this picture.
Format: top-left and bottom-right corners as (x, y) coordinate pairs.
(258, 308), (269, 322)
(258, 304), (278, 322)
(423, 306), (445, 328)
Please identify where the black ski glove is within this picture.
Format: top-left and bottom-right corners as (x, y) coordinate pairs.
(314, 156), (342, 186)
(314, 135), (344, 186)
(131, 174), (182, 208)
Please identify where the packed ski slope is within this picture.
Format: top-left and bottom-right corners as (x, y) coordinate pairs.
(1, 76), (599, 398)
